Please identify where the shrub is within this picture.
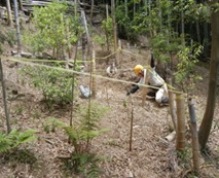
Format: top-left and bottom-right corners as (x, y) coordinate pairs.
(20, 65), (75, 106)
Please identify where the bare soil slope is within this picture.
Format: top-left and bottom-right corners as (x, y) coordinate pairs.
(0, 44), (219, 178)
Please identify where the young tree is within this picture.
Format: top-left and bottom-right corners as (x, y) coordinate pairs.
(198, 1), (219, 151)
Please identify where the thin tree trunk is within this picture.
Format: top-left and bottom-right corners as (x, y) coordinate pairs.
(125, 0), (128, 18)
(129, 97), (134, 151)
(6, 0), (12, 26)
(196, 22), (201, 44)
(81, 9), (91, 56)
(70, 43), (78, 127)
(0, 58), (11, 133)
(13, 0), (21, 55)
(106, 4), (110, 51)
(91, 50), (96, 98)
(90, 0), (94, 23)
(198, 7), (219, 150)
(111, 0), (117, 64)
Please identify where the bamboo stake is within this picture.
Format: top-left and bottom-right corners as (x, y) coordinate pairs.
(70, 43), (78, 127)
(188, 98), (200, 175)
(167, 78), (177, 131)
(117, 40), (122, 66)
(111, 0), (118, 65)
(176, 93), (185, 151)
(105, 4), (110, 51)
(6, 0), (12, 26)
(0, 58), (11, 133)
(129, 97), (134, 151)
(141, 70), (149, 106)
(91, 50), (96, 98)
(13, 0), (21, 56)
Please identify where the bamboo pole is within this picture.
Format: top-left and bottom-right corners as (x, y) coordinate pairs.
(188, 98), (200, 175)
(91, 50), (96, 98)
(0, 58), (11, 133)
(105, 4), (110, 51)
(117, 40), (122, 66)
(176, 93), (185, 151)
(111, 0), (118, 65)
(13, 0), (21, 56)
(167, 78), (177, 131)
(70, 43), (78, 127)
(6, 0), (12, 26)
(129, 97), (134, 151)
(141, 70), (149, 106)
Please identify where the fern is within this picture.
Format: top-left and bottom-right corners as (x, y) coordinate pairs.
(0, 129), (37, 153)
(45, 102), (109, 177)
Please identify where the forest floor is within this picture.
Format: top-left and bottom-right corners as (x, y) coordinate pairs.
(1, 25), (219, 178)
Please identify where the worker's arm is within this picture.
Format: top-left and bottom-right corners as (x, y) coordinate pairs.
(127, 84), (139, 95)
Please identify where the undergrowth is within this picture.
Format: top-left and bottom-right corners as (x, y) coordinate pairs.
(45, 101), (109, 177)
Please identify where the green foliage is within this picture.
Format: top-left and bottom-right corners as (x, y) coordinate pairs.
(20, 66), (74, 106)
(45, 102), (108, 176)
(0, 28), (16, 54)
(101, 17), (113, 46)
(0, 129), (36, 153)
(150, 32), (181, 62)
(66, 152), (102, 178)
(115, 3), (138, 41)
(174, 43), (203, 92)
(22, 1), (83, 57)
(93, 35), (106, 46)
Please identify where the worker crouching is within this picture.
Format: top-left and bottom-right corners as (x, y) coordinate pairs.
(127, 64), (169, 106)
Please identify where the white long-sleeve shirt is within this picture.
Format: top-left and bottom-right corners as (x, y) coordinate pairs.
(138, 68), (165, 87)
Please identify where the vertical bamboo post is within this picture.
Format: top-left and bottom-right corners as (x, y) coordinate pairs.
(176, 93), (185, 151)
(106, 4), (109, 20)
(111, 0), (118, 65)
(188, 98), (200, 175)
(117, 40), (122, 66)
(141, 70), (149, 106)
(129, 97), (134, 151)
(13, 0), (21, 56)
(0, 58), (11, 133)
(167, 78), (177, 131)
(105, 4), (110, 51)
(70, 43), (78, 128)
(6, 0), (12, 26)
(91, 50), (96, 98)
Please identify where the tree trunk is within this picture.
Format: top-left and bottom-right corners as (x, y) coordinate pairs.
(198, 5), (219, 150)
(90, 0), (94, 22)
(0, 58), (11, 133)
(111, 0), (117, 65)
(6, 0), (12, 26)
(176, 93), (185, 151)
(13, 0), (22, 55)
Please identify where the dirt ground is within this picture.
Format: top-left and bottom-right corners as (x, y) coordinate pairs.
(1, 36), (219, 178)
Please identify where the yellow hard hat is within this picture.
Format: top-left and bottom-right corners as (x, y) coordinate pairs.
(133, 65), (143, 75)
